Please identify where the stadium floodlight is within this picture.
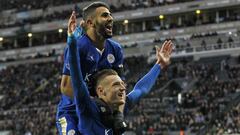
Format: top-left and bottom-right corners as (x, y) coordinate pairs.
(123, 19), (129, 24)
(28, 33), (32, 38)
(58, 28), (63, 33)
(195, 10), (201, 15)
(159, 15), (164, 20)
(0, 37), (3, 42)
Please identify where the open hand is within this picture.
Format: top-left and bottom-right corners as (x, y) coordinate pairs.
(155, 40), (173, 69)
(68, 11), (77, 35)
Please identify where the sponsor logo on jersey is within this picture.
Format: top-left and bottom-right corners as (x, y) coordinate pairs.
(84, 73), (91, 82)
(105, 129), (111, 135)
(66, 63), (70, 70)
(107, 54), (115, 64)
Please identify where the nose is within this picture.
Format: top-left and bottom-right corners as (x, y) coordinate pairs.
(120, 83), (126, 92)
(108, 15), (113, 22)
(119, 88), (126, 93)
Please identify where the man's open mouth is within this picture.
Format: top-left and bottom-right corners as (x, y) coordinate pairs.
(105, 24), (112, 32)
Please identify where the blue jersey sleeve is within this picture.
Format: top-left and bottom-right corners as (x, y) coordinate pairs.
(62, 26), (84, 75)
(62, 47), (70, 75)
(68, 35), (92, 114)
(126, 64), (161, 109)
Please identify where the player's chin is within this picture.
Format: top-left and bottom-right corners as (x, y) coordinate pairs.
(104, 30), (113, 38)
(103, 34), (112, 39)
(114, 99), (125, 105)
(105, 33), (113, 38)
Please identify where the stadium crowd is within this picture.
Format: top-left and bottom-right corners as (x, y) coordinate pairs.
(0, 0), (198, 28)
(210, 103), (240, 134)
(0, 0), (240, 134)
(0, 55), (239, 135)
(125, 58), (240, 134)
(0, 61), (61, 110)
(1, 8), (240, 32)
(0, 60), (61, 134)
(0, 0), (196, 12)
(1, 0), (240, 30)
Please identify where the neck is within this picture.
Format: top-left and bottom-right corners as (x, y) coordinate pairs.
(109, 103), (118, 110)
(109, 104), (122, 113)
(87, 29), (105, 50)
(100, 98), (120, 111)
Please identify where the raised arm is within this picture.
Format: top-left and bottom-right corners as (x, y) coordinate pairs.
(127, 40), (173, 106)
(68, 36), (91, 108)
(61, 11), (85, 98)
(67, 12), (91, 112)
(67, 11), (85, 46)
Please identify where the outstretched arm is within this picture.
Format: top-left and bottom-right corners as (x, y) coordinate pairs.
(68, 36), (91, 111)
(67, 12), (91, 113)
(61, 11), (85, 98)
(127, 40), (173, 106)
(67, 11), (85, 44)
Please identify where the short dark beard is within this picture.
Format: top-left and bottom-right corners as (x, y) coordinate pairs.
(95, 20), (112, 39)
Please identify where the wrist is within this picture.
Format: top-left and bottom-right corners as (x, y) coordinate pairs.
(68, 31), (73, 37)
(156, 62), (164, 69)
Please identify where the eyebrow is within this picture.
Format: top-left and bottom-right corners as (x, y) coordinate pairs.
(101, 12), (112, 17)
(112, 81), (126, 87)
(112, 81), (121, 86)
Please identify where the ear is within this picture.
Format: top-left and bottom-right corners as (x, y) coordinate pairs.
(103, 90), (107, 96)
(96, 85), (104, 97)
(86, 19), (93, 27)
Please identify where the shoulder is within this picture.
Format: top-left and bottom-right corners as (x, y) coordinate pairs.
(76, 35), (90, 49)
(76, 35), (88, 45)
(107, 38), (122, 50)
(73, 26), (84, 38)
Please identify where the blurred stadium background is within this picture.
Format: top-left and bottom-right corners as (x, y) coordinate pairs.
(0, 0), (240, 135)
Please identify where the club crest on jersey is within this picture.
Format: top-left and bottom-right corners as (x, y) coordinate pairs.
(107, 54), (115, 64)
(67, 129), (75, 135)
(100, 106), (106, 113)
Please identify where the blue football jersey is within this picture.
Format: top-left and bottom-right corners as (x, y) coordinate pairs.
(57, 32), (124, 118)
(77, 35), (124, 83)
(67, 32), (161, 134)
